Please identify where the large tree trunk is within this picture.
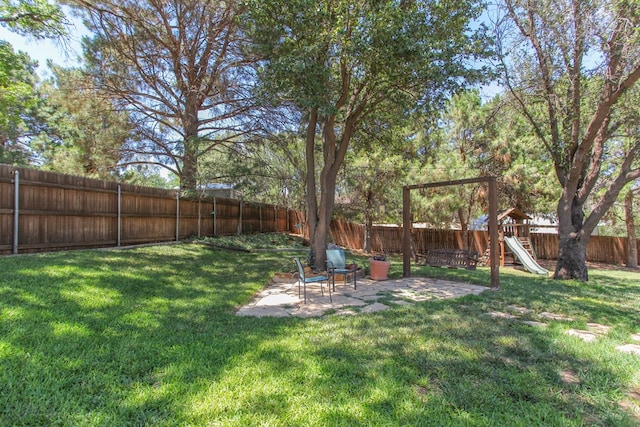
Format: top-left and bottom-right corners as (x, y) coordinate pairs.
(363, 190), (374, 253)
(307, 113), (355, 269)
(554, 196), (590, 281)
(625, 189), (638, 269)
(364, 213), (373, 253)
(305, 109), (319, 266)
(311, 149), (338, 270)
(555, 232), (589, 281)
(181, 149), (198, 191)
(181, 113), (201, 191)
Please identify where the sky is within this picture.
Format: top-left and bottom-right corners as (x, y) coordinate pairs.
(0, 13), (87, 78)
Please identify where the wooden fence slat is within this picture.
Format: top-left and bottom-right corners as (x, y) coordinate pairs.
(0, 165), (302, 254)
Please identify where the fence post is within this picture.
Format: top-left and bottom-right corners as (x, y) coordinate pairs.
(12, 170), (19, 255)
(197, 196), (201, 238)
(176, 191), (180, 241)
(259, 204), (262, 232)
(238, 199), (243, 235)
(117, 183), (121, 246)
(213, 197), (217, 236)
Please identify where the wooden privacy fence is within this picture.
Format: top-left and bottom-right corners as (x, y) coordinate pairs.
(2, 165), (637, 265)
(329, 219), (639, 266)
(0, 165), (300, 255)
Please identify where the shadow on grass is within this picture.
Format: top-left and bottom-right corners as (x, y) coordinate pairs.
(412, 263), (640, 329)
(306, 298), (638, 425)
(0, 245), (304, 425)
(1, 246), (638, 425)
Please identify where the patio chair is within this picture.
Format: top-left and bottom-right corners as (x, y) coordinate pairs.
(326, 248), (357, 291)
(294, 257), (330, 303)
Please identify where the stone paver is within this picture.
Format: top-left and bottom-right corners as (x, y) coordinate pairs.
(255, 293), (299, 307)
(507, 305), (532, 314)
(539, 312), (575, 321)
(586, 323), (612, 334)
(486, 311), (520, 319)
(237, 306), (290, 317)
(566, 329), (599, 342)
(237, 276), (488, 318)
(631, 334), (640, 342)
(360, 302), (390, 313)
(391, 299), (412, 306)
(616, 344), (640, 355)
(522, 321), (547, 327)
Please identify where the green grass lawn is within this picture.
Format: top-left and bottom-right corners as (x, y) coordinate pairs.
(1, 243), (639, 426)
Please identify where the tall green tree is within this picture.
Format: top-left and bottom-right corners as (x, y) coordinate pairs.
(1, 0), (67, 39)
(197, 134), (308, 209)
(34, 65), (133, 179)
(497, 0), (640, 280)
(408, 90), (558, 236)
(244, 0), (492, 268)
(422, 91), (493, 231)
(0, 40), (40, 164)
(339, 149), (408, 252)
(1, 1), (68, 166)
(69, 0), (258, 190)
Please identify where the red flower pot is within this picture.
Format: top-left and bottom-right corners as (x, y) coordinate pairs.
(369, 258), (390, 280)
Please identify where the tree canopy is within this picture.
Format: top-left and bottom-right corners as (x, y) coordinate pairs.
(68, 0), (258, 190)
(0, 40), (40, 164)
(243, 0), (493, 267)
(496, 0), (640, 280)
(0, 0), (67, 39)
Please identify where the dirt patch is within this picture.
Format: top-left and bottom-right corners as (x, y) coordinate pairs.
(560, 370), (581, 385)
(619, 389), (640, 422)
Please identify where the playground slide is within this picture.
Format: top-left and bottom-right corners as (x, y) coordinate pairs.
(504, 236), (549, 276)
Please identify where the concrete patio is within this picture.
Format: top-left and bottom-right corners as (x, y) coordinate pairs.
(236, 276), (489, 318)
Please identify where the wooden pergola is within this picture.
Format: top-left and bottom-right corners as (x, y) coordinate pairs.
(402, 176), (500, 290)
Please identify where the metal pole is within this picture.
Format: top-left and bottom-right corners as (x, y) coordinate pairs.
(117, 184), (121, 246)
(13, 170), (19, 255)
(176, 191), (180, 241)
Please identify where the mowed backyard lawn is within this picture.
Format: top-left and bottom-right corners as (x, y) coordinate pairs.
(1, 243), (639, 426)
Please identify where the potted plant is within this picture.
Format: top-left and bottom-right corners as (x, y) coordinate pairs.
(369, 253), (390, 280)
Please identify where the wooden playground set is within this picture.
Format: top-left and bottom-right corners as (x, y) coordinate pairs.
(412, 207), (545, 271)
(402, 178), (549, 290)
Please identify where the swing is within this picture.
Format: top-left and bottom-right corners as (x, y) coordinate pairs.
(410, 186), (479, 270)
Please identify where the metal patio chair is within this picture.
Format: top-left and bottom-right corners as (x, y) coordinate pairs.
(326, 248), (357, 291)
(294, 257), (330, 303)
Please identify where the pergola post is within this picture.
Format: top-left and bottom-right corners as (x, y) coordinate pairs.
(488, 177), (499, 290)
(402, 186), (411, 277)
